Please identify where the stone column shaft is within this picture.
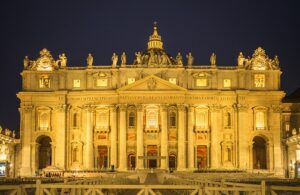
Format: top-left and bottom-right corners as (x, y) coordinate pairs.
(54, 105), (66, 169)
(136, 105), (144, 169)
(110, 106), (117, 168)
(20, 106), (33, 176)
(188, 106), (195, 170)
(160, 105), (168, 169)
(84, 106), (94, 169)
(119, 105), (127, 171)
(210, 106), (222, 168)
(177, 105), (186, 170)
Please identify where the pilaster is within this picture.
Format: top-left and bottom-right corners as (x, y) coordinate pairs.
(188, 105), (195, 170)
(160, 104), (168, 170)
(136, 104), (144, 169)
(177, 104), (186, 170)
(110, 105), (117, 168)
(118, 104), (127, 171)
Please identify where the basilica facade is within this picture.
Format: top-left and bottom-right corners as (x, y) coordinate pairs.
(17, 24), (285, 177)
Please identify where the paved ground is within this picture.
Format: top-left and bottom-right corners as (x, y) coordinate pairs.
(144, 173), (160, 184)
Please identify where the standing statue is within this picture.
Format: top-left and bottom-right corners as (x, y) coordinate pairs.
(135, 52), (142, 65)
(121, 52), (126, 66)
(210, 53), (216, 66)
(24, 56), (30, 69)
(237, 52), (245, 67)
(176, 52), (183, 66)
(111, 52), (118, 68)
(160, 53), (169, 65)
(186, 52), (194, 67)
(273, 55), (280, 68)
(59, 53), (67, 68)
(87, 53), (93, 67)
(12, 130), (16, 138)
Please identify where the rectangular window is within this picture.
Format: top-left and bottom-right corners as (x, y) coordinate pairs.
(96, 78), (108, 87)
(223, 79), (231, 88)
(169, 78), (177, 85)
(254, 74), (265, 88)
(39, 75), (51, 88)
(73, 79), (81, 88)
(196, 78), (207, 87)
(128, 78), (135, 85)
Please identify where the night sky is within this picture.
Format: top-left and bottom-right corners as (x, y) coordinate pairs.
(0, 0), (299, 133)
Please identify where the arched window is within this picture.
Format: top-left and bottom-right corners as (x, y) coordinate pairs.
(39, 112), (49, 130)
(146, 109), (158, 129)
(256, 111), (265, 130)
(196, 108), (208, 129)
(73, 113), (79, 127)
(169, 111), (176, 128)
(224, 112), (231, 128)
(128, 112), (135, 128)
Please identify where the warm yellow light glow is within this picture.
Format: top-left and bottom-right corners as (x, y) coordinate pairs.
(128, 78), (135, 84)
(196, 78), (207, 87)
(169, 78), (177, 85)
(97, 78), (108, 87)
(39, 75), (51, 88)
(223, 79), (231, 88)
(73, 79), (81, 88)
(255, 111), (265, 130)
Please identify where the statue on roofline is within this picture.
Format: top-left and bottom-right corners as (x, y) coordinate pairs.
(176, 52), (183, 66)
(24, 56), (30, 69)
(135, 51), (142, 65)
(237, 52), (245, 67)
(186, 52), (194, 67)
(121, 52), (126, 67)
(111, 52), (118, 68)
(59, 53), (67, 68)
(87, 53), (93, 67)
(210, 52), (216, 66)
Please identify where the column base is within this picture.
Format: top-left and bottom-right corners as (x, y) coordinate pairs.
(176, 168), (187, 171)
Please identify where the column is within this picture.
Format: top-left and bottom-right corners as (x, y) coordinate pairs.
(210, 105), (222, 168)
(136, 105), (144, 169)
(235, 104), (250, 169)
(20, 105), (33, 177)
(51, 142), (56, 166)
(177, 104), (186, 170)
(270, 106), (283, 175)
(30, 142), (38, 175)
(188, 106), (195, 170)
(160, 105), (168, 170)
(83, 105), (94, 169)
(110, 105), (117, 168)
(118, 104), (127, 171)
(54, 105), (66, 169)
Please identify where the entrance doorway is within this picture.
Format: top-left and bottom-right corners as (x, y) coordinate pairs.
(147, 145), (158, 169)
(97, 146), (108, 169)
(169, 155), (176, 170)
(37, 136), (52, 169)
(197, 145), (207, 169)
(253, 136), (267, 169)
(128, 154), (136, 170)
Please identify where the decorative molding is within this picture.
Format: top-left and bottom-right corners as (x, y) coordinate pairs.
(177, 104), (186, 112)
(233, 103), (249, 112)
(22, 105), (34, 113)
(136, 104), (144, 112)
(209, 104), (223, 112)
(53, 104), (66, 112)
(271, 104), (282, 113)
(147, 78), (157, 90)
(118, 104), (127, 112)
(160, 104), (168, 112)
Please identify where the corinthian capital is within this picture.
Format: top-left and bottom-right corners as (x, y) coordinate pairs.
(233, 103), (249, 112)
(160, 104), (168, 112)
(209, 104), (223, 112)
(177, 104), (186, 112)
(109, 105), (118, 112)
(22, 105), (34, 113)
(271, 104), (282, 113)
(136, 104), (144, 112)
(53, 104), (66, 112)
(118, 104), (127, 112)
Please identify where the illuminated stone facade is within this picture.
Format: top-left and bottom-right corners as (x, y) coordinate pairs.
(17, 24), (285, 177)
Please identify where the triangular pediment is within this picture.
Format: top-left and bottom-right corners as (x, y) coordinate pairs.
(117, 75), (187, 92)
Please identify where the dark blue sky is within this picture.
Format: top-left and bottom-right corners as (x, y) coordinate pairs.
(0, 0), (299, 132)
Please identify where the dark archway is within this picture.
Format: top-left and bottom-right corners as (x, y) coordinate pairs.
(253, 136), (267, 169)
(37, 136), (52, 169)
(128, 154), (136, 170)
(169, 155), (176, 170)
